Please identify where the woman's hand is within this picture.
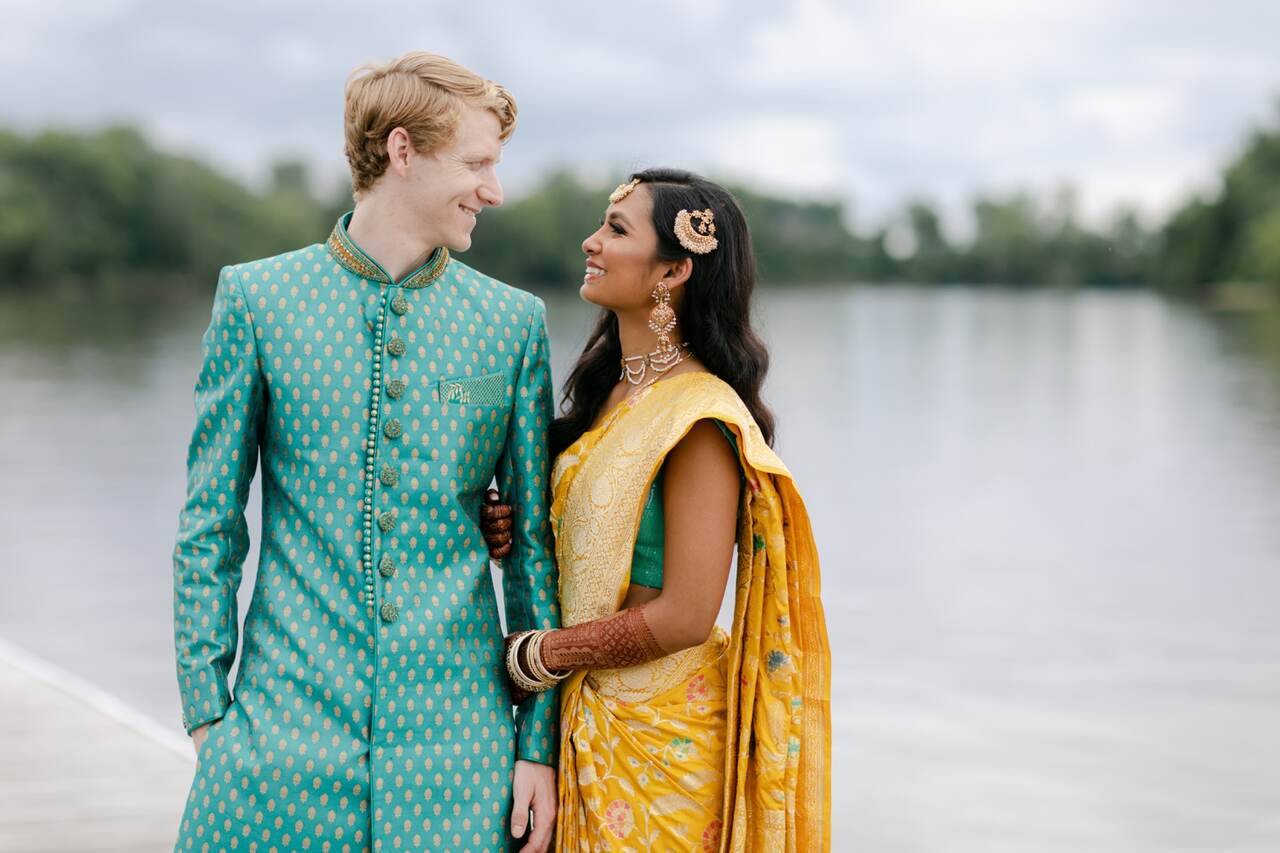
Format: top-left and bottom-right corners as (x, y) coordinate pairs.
(481, 488), (513, 558)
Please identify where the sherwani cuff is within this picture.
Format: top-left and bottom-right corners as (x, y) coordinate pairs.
(515, 687), (558, 766)
(179, 663), (231, 734)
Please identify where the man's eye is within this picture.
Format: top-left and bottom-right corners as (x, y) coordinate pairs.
(610, 223), (625, 235)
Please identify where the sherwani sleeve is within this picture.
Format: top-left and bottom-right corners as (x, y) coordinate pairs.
(497, 299), (560, 765)
(172, 265), (265, 734)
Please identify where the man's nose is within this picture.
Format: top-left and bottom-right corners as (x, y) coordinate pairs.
(479, 170), (503, 207)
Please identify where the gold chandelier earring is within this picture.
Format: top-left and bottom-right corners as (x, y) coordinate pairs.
(619, 279), (691, 386)
(648, 279), (678, 359)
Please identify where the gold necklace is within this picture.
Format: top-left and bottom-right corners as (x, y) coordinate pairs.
(619, 341), (691, 386)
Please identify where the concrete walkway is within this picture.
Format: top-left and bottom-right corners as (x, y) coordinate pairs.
(0, 638), (194, 853)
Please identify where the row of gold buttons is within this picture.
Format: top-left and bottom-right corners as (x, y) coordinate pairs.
(359, 292), (389, 616)
(374, 292), (410, 624)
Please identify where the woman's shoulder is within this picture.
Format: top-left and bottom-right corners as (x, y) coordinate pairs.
(652, 369), (738, 405)
(647, 371), (790, 479)
(649, 371), (750, 427)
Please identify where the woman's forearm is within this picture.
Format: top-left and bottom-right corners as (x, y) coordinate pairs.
(539, 606), (668, 671)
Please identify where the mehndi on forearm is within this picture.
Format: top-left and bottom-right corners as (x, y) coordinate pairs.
(538, 606), (667, 672)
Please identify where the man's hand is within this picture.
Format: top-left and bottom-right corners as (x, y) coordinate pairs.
(190, 723), (210, 756)
(510, 759), (556, 853)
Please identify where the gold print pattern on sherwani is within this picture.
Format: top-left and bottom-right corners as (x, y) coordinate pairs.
(172, 217), (561, 853)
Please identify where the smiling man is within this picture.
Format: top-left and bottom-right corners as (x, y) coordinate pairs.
(171, 53), (559, 853)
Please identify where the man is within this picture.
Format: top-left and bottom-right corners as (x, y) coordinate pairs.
(172, 52), (558, 853)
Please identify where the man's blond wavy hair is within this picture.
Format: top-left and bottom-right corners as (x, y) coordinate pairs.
(344, 52), (517, 194)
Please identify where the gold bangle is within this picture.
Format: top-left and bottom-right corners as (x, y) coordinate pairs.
(506, 631), (546, 694)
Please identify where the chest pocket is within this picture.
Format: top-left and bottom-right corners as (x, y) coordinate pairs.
(437, 372), (508, 407)
(435, 372), (513, 490)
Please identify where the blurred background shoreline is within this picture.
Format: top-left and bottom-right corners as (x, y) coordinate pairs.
(3, 103), (1280, 304)
(4, 2), (1280, 848)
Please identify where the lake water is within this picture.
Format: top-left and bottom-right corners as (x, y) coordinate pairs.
(2, 284), (1279, 851)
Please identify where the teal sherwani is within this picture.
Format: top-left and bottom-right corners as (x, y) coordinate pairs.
(172, 214), (559, 853)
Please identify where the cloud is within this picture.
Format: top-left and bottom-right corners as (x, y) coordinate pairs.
(3, 0), (1278, 230)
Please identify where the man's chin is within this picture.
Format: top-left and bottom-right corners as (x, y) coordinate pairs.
(444, 232), (473, 253)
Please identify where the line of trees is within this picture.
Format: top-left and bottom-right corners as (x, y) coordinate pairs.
(2, 109), (1279, 298)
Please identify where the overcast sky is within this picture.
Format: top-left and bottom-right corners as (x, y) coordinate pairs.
(4, 0), (1279, 234)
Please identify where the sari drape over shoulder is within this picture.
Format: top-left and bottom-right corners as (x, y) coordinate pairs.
(550, 372), (831, 852)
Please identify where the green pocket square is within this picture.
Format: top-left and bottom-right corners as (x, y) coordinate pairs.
(437, 372), (508, 406)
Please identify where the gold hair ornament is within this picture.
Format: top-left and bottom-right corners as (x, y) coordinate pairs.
(609, 179), (640, 204)
(674, 208), (718, 254)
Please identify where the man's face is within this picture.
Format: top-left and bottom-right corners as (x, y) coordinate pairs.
(406, 104), (504, 252)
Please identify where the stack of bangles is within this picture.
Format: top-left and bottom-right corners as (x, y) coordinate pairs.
(505, 630), (568, 694)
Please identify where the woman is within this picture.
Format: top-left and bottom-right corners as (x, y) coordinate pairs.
(484, 168), (830, 851)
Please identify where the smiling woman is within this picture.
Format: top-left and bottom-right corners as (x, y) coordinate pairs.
(486, 168), (832, 851)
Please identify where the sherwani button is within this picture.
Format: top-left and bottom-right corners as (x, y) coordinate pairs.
(384, 418), (403, 439)
(391, 295), (409, 315)
(379, 555), (397, 578)
(380, 465), (399, 486)
(378, 510), (397, 532)
(386, 379), (406, 399)
(386, 338), (407, 356)
(380, 603), (399, 623)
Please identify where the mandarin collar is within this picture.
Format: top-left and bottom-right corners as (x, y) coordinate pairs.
(326, 211), (450, 289)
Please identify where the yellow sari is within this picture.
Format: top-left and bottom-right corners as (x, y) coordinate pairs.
(551, 372), (831, 852)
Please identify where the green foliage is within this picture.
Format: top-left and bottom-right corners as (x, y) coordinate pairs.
(4, 114), (1280, 296)
(0, 127), (344, 289)
(1244, 207), (1280, 285)
(886, 189), (1149, 287)
(1151, 101), (1280, 297)
(463, 170), (604, 284)
(726, 186), (870, 283)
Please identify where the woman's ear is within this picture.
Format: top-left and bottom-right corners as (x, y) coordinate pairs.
(663, 257), (694, 290)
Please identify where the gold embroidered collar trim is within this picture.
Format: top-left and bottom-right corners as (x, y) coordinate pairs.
(326, 212), (450, 289)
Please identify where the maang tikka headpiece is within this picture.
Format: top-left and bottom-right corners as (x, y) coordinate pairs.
(674, 208), (718, 254)
(609, 178), (640, 204)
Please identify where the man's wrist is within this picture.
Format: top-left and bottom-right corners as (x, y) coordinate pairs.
(515, 754), (555, 768)
(181, 712), (223, 735)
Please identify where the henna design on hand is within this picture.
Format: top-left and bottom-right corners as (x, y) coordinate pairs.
(481, 488), (513, 558)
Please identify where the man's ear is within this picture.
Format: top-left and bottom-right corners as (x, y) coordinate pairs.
(386, 127), (413, 176)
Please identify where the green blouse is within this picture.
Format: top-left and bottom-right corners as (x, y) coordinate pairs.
(630, 419), (740, 589)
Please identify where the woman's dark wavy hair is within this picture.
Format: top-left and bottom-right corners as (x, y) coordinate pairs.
(550, 168), (775, 458)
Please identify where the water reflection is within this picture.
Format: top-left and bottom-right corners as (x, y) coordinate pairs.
(2, 285), (1279, 851)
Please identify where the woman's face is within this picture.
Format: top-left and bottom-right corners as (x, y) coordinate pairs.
(580, 185), (666, 312)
